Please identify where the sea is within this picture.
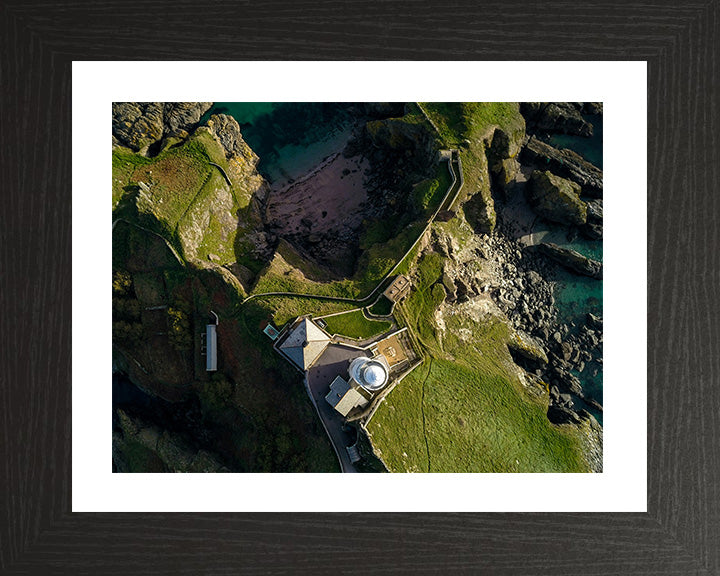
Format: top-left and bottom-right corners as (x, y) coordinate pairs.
(200, 102), (358, 188)
(544, 113), (604, 421)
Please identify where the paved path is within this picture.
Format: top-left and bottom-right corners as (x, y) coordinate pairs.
(306, 344), (369, 473)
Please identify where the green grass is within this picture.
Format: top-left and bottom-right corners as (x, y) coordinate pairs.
(252, 245), (359, 300)
(368, 357), (584, 473)
(412, 159), (454, 214)
(254, 295), (358, 327)
(112, 129), (249, 265)
(367, 234), (587, 472)
(177, 169), (238, 264)
(252, 221), (425, 302)
(322, 309), (391, 340)
(367, 295), (393, 316)
(112, 150), (152, 208)
(417, 102), (526, 231)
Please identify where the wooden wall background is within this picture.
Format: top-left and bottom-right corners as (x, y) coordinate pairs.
(1, 1), (718, 574)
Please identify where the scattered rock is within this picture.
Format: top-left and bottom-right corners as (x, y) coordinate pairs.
(508, 331), (549, 365)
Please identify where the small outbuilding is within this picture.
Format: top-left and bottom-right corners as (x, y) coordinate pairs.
(206, 311), (219, 372)
(325, 375), (370, 417)
(383, 274), (411, 303)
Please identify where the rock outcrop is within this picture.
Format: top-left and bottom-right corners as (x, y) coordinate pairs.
(535, 242), (602, 279)
(112, 102), (212, 153)
(521, 137), (603, 198)
(582, 102), (603, 115)
(520, 102), (594, 137)
(582, 198), (603, 239)
(365, 116), (436, 169)
(488, 124), (526, 191)
(508, 330), (549, 365)
(527, 170), (587, 226)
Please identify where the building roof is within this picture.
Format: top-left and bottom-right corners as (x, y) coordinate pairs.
(383, 274), (411, 302)
(278, 318), (331, 370)
(325, 375), (369, 417)
(349, 355), (390, 392)
(206, 324), (217, 371)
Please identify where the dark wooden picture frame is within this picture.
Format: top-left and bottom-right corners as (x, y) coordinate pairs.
(2, 2), (718, 574)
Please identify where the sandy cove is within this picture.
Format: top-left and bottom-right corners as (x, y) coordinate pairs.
(265, 151), (370, 237)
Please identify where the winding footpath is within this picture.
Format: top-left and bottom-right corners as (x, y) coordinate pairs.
(241, 150), (464, 308)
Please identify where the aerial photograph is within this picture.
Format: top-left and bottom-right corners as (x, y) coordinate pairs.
(112, 102), (603, 473)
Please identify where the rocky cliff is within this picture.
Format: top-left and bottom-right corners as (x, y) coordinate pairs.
(112, 102), (212, 154)
(527, 170), (588, 226)
(521, 137), (603, 198)
(113, 409), (228, 472)
(520, 102), (595, 136)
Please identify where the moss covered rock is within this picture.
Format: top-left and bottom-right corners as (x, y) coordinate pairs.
(527, 170), (587, 226)
(112, 102), (212, 153)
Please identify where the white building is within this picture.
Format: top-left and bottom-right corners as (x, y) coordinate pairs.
(206, 311), (219, 372)
(324, 375), (370, 417)
(348, 355), (390, 392)
(276, 317), (331, 371)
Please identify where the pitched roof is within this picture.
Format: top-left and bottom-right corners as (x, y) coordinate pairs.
(325, 375), (369, 417)
(278, 318), (330, 370)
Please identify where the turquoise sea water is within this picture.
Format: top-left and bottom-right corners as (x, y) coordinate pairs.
(546, 113), (604, 418)
(201, 102), (358, 187)
(549, 114), (603, 169)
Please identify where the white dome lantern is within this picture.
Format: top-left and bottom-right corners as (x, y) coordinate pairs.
(349, 355), (389, 392)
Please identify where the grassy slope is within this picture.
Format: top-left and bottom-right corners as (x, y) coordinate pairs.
(367, 104), (586, 472)
(368, 245), (585, 472)
(113, 132), (339, 472)
(420, 102), (525, 221)
(112, 130), (245, 265)
(322, 310), (391, 340)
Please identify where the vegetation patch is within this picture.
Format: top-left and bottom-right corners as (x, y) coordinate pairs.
(368, 228), (587, 472)
(322, 310), (391, 340)
(367, 295), (393, 316)
(368, 357), (584, 473)
(252, 295), (358, 328)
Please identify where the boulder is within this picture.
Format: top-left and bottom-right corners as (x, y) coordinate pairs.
(112, 102), (212, 153)
(582, 102), (603, 115)
(520, 102), (593, 136)
(521, 137), (603, 198)
(527, 170), (588, 226)
(508, 331), (549, 365)
(547, 404), (582, 425)
(526, 270), (543, 286)
(560, 341), (574, 361)
(535, 242), (602, 279)
(488, 125), (526, 191)
(586, 199), (603, 223)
